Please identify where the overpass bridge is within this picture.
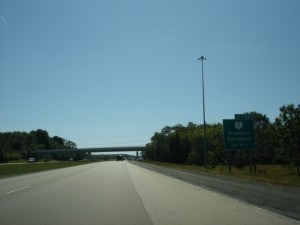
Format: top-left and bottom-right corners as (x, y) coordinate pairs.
(34, 146), (146, 160)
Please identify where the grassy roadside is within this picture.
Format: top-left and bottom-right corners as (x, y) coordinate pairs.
(144, 161), (300, 187)
(0, 161), (100, 178)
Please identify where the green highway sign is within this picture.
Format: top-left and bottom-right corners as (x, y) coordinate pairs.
(223, 119), (255, 150)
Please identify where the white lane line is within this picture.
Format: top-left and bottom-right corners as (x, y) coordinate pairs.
(6, 186), (31, 195)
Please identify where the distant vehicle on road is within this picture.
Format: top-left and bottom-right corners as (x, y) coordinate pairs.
(116, 155), (124, 161)
(28, 158), (36, 164)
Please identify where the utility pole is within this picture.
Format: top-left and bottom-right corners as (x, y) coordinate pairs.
(198, 56), (207, 167)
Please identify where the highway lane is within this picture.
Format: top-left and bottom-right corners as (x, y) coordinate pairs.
(131, 161), (300, 221)
(0, 161), (299, 225)
(0, 162), (152, 225)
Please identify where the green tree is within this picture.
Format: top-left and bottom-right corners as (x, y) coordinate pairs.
(206, 124), (225, 165)
(145, 104), (299, 168)
(186, 124), (203, 165)
(27, 129), (51, 150)
(0, 130), (78, 162)
(51, 136), (65, 148)
(0, 145), (6, 162)
(250, 112), (275, 164)
(169, 131), (182, 163)
(274, 104), (300, 167)
(36, 129), (51, 149)
(64, 140), (77, 149)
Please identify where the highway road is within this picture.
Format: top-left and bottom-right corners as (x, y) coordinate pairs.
(0, 161), (299, 225)
(131, 161), (300, 221)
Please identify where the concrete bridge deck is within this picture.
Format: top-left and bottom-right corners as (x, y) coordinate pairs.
(34, 146), (146, 154)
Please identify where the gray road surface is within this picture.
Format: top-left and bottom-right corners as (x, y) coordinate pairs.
(131, 161), (300, 221)
(0, 161), (299, 225)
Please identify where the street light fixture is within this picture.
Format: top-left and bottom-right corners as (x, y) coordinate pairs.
(198, 56), (207, 167)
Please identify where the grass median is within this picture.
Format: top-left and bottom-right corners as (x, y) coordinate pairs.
(144, 161), (300, 187)
(0, 161), (99, 178)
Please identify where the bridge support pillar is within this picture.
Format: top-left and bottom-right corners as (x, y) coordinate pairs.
(136, 151), (139, 160)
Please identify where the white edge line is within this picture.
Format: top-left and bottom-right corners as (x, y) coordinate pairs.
(164, 174), (300, 222)
(130, 162), (299, 222)
(6, 186), (31, 195)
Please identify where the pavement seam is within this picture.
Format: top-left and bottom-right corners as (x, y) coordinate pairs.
(126, 162), (156, 225)
(131, 162), (300, 223)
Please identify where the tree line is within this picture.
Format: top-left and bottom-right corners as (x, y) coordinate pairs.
(1, 104), (299, 166)
(0, 129), (79, 162)
(144, 104), (300, 169)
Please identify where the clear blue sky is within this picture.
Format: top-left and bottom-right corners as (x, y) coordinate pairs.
(1, 0), (299, 148)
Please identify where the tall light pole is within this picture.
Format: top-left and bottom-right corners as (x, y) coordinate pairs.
(198, 56), (207, 167)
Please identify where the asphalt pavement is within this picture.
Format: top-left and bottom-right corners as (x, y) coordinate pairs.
(131, 161), (300, 221)
(0, 161), (299, 225)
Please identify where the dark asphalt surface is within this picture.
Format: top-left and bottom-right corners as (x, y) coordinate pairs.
(131, 161), (300, 221)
